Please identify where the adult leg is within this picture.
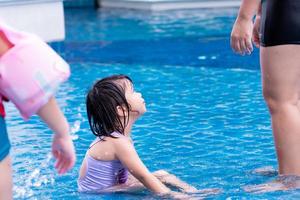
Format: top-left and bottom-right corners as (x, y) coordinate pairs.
(0, 155), (13, 200)
(261, 45), (300, 175)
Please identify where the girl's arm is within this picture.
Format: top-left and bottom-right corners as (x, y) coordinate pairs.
(230, 0), (261, 55)
(114, 137), (170, 194)
(153, 170), (220, 195)
(104, 171), (198, 193)
(152, 170), (198, 193)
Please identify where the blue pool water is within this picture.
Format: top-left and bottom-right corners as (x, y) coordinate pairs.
(7, 7), (300, 200)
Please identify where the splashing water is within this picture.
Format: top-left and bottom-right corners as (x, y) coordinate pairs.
(70, 112), (84, 140)
(14, 153), (55, 199)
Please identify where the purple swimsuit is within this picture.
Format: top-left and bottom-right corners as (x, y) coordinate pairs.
(78, 133), (128, 192)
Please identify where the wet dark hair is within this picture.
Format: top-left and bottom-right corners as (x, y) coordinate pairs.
(86, 75), (132, 138)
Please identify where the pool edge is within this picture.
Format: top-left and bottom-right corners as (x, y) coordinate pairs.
(99, 0), (241, 11)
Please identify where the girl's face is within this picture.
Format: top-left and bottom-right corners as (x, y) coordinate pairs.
(123, 79), (146, 117)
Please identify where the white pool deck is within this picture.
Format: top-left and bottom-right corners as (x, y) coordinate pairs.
(0, 0), (65, 42)
(0, 0), (239, 42)
(99, 0), (241, 10)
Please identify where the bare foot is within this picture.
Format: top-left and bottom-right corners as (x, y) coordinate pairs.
(244, 175), (300, 193)
(244, 181), (287, 193)
(252, 166), (277, 176)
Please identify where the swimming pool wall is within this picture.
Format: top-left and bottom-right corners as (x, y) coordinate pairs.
(63, 0), (241, 10)
(64, 0), (97, 8)
(99, 0), (240, 10)
(0, 0), (65, 41)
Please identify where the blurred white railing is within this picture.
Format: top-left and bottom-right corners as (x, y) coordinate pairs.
(99, 0), (241, 10)
(0, 0), (65, 42)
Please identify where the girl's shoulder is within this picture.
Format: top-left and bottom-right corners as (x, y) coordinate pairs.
(87, 132), (130, 161)
(110, 132), (132, 147)
(89, 132), (132, 155)
(89, 132), (129, 145)
(110, 131), (127, 138)
(110, 132), (134, 155)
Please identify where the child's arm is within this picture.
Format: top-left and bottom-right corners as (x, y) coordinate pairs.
(231, 0), (261, 55)
(114, 137), (170, 194)
(0, 26), (75, 174)
(102, 168), (200, 199)
(152, 170), (198, 193)
(37, 97), (76, 174)
(153, 170), (220, 196)
(124, 169), (205, 193)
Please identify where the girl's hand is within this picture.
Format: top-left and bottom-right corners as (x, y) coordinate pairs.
(52, 134), (76, 174)
(252, 15), (261, 48)
(230, 17), (254, 55)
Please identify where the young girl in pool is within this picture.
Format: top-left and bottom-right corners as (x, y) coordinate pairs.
(78, 75), (210, 197)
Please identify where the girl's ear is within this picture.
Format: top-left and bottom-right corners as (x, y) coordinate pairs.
(116, 105), (128, 117)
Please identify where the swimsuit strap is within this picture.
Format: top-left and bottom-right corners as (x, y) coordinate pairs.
(88, 131), (124, 150)
(88, 137), (103, 150)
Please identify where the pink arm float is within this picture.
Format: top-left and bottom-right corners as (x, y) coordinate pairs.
(0, 21), (70, 119)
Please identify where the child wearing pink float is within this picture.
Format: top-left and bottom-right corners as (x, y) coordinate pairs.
(0, 21), (76, 199)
